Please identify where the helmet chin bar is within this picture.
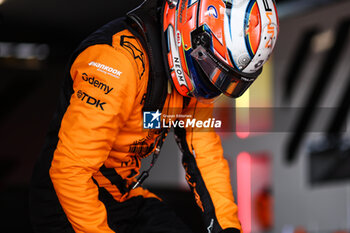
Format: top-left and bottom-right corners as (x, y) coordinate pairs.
(191, 28), (262, 82)
(191, 45), (262, 98)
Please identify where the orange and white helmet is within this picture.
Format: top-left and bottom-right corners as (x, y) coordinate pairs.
(162, 0), (279, 99)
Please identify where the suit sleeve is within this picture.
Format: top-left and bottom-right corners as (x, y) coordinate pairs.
(176, 100), (241, 233)
(49, 44), (138, 233)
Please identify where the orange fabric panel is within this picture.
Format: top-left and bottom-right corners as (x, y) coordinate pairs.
(49, 44), (138, 233)
(182, 99), (242, 231)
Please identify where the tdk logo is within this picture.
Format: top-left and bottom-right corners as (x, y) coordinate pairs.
(143, 110), (161, 129)
(77, 90), (106, 111)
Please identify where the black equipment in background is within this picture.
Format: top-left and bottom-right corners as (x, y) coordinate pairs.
(309, 68), (350, 185)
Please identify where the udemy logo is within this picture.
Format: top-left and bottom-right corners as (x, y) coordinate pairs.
(143, 110), (161, 129)
(77, 90), (106, 111)
(82, 73), (113, 94)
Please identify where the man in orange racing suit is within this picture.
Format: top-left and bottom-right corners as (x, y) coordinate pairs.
(29, 0), (278, 232)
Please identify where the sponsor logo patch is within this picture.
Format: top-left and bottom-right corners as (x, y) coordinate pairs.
(81, 73), (113, 94)
(207, 5), (218, 18)
(176, 30), (182, 47)
(88, 61), (122, 78)
(173, 56), (187, 86)
(77, 90), (106, 111)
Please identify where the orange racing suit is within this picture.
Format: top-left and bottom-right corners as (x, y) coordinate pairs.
(29, 17), (241, 233)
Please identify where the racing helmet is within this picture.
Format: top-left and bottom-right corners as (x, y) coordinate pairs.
(162, 0), (279, 99)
